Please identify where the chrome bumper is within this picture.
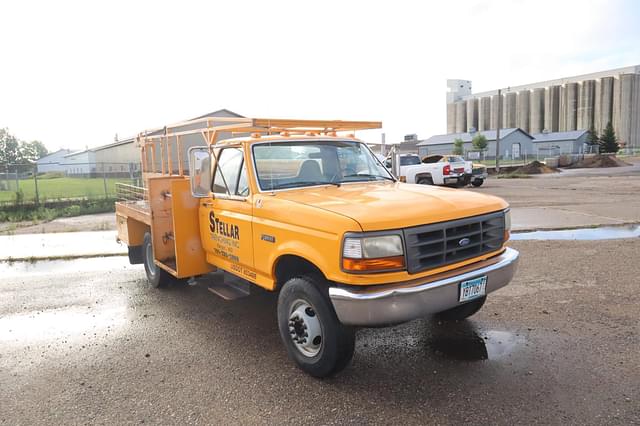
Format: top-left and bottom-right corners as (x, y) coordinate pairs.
(329, 247), (519, 326)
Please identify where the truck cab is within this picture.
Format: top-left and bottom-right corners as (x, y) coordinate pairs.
(115, 117), (519, 377)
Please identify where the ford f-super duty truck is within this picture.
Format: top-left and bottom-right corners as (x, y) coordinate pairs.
(115, 116), (519, 377)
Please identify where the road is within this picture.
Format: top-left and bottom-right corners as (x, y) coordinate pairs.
(1, 239), (638, 425)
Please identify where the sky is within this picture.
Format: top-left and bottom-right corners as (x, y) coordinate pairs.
(1, 0), (639, 152)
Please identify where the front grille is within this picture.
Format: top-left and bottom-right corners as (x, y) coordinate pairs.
(403, 211), (505, 274)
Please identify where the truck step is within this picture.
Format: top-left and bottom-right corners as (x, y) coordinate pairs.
(207, 272), (251, 300)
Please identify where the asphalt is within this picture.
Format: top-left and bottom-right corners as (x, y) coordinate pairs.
(1, 239), (639, 425)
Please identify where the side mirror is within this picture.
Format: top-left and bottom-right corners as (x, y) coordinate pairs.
(188, 147), (212, 197)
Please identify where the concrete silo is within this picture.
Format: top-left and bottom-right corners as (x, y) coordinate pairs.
(466, 98), (478, 132)
(446, 103), (457, 134)
(578, 80), (596, 131)
(478, 97), (491, 131)
(503, 92), (517, 128)
(561, 82), (579, 131)
(516, 90), (531, 132)
(530, 88), (545, 133)
(544, 85), (561, 132)
(455, 101), (467, 133)
(490, 93), (502, 129)
(616, 73), (640, 148)
(594, 76), (614, 134)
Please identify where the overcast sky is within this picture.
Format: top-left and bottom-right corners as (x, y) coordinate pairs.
(1, 0), (639, 152)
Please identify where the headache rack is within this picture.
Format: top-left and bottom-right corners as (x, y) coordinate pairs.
(136, 117), (382, 177)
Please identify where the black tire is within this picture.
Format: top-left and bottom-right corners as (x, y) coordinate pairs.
(435, 296), (486, 321)
(142, 232), (173, 288)
(277, 275), (355, 378)
(472, 178), (484, 187)
(417, 177), (433, 185)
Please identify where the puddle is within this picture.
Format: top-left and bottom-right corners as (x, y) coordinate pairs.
(511, 224), (640, 241)
(429, 323), (523, 361)
(0, 256), (134, 278)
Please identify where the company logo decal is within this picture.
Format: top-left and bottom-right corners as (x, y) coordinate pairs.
(209, 211), (240, 240)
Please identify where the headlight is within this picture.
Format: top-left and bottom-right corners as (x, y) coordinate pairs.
(342, 234), (405, 273)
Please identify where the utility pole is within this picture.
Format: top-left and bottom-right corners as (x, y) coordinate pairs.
(495, 88), (501, 173)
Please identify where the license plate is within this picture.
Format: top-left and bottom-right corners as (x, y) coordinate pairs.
(459, 276), (487, 302)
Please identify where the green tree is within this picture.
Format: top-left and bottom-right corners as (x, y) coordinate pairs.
(472, 134), (488, 151)
(599, 122), (619, 153)
(586, 124), (599, 146)
(0, 128), (20, 164)
(19, 140), (49, 163)
(452, 138), (464, 155)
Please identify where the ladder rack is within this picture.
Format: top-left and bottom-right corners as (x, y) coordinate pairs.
(137, 116), (382, 176)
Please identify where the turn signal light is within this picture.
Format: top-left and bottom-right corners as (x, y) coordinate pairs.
(342, 256), (405, 272)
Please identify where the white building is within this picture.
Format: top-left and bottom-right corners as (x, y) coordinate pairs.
(63, 150), (97, 177)
(36, 149), (72, 173)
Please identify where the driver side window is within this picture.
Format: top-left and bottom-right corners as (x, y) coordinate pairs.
(212, 147), (250, 197)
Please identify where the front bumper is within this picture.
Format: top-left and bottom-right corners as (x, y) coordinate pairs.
(329, 247), (519, 326)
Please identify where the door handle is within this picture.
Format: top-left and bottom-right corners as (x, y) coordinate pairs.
(202, 201), (214, 207)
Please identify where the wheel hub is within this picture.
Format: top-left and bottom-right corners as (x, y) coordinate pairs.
(288, 301), (322, 357)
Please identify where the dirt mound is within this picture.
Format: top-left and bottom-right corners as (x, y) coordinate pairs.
(566, 154), (631, 169)
(513, 160), (559, 174)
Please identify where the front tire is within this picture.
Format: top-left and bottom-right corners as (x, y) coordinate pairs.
(277, 276), (355, 378)
(142, 232), (173, 288)
(435, 296), (486, 321)
(417, 177), (434, 185)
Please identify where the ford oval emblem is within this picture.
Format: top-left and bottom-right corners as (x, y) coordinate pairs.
(458, 237), (471, 247)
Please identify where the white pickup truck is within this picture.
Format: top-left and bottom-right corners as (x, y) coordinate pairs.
(385, 154), (466, 186)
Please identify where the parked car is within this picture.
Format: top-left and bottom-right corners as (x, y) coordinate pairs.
(385, 154), (465, 186)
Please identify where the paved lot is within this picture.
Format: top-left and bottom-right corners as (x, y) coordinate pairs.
(1, 239), (639, 425)
(469, 162), (640, 230)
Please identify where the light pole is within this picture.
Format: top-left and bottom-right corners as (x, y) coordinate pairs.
(495, 88), (501, 173)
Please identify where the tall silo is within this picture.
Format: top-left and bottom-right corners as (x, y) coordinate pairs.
(545, 85), (561, 132)
(447, 103), (457, 134)
(466, 98), (478, 132)
(617, 73), (640, 148)
(503, 92), (517, 128)
(530, 88), (545, 133)
(478, 96), (491, 131)
(578, 80), (596, 130)
(490, 93), (501, 129)
(455, 101), (467, 133)
(563, 83), (579, 131)
(516, 90), (531, 132)
(595, 77), (614, 134)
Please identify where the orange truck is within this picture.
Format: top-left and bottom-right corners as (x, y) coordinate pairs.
(116, 116), (519, 377)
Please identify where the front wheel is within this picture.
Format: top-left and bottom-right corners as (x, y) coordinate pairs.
(435, 296), (486, 321)
(277, 276), (355, 378)
(417, 177), (434, 185)
(142, 232), (173, 288)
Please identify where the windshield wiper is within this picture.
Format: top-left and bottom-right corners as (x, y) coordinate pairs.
(271, 181), (341, 190)
(341, 173), (395, 182)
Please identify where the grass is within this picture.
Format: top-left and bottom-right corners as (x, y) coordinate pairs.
(0, 176), (136, 203)
(0, 198), (116, 222)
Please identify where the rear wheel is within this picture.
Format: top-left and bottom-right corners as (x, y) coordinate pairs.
(472, 178), (484, 187)
(435, 296), (486, 321)
(417, 177), (433, 185)
(277, 275), (355, 378)
(142, 232), (173, 288)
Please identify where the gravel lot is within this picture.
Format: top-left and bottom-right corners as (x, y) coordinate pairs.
(1, 239), (639, 425)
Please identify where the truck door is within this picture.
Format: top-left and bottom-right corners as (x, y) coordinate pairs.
(198, 146), (255, 281)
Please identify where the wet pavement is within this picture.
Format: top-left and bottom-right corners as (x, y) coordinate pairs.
(1, 239), (638, 424)
(512, 224), (640, 240)
(0, 230), (126, 261)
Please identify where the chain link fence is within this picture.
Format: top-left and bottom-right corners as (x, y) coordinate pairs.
(0, 162), (142, 206)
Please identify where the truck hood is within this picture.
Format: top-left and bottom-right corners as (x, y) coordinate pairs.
(272, 182), (508, 231)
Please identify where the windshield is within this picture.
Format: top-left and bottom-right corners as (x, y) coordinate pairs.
(252, 140), (395, 191)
